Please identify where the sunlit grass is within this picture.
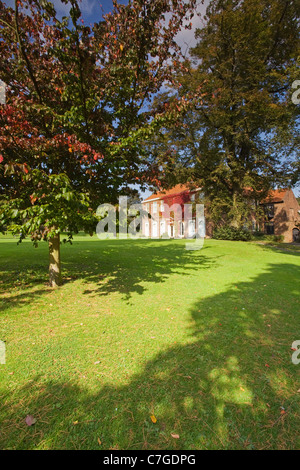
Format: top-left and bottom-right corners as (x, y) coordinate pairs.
(0, 235), (299, 449)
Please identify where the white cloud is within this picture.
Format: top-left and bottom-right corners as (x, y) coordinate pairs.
(175, 0), (208, 55)
(51, 0), (98, 18)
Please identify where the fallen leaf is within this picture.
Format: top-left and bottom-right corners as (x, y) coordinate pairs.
(73, 420), (79, 425)
(25, 415), (36, 426)
(98, 437), (102, 445)
(171, 433), (180, 439)
(150, 415), (157, 423)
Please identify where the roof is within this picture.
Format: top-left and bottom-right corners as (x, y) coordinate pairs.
(261, 189), (288, 204)
(143, 184), (196, 202)
(143, 185), (290, 204)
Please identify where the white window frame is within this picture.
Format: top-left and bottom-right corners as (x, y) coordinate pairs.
(152, 221), (158, 237)
(179, 221), (185, 237)
(153, 201), (157, 214)
(160, 200), (164, 212)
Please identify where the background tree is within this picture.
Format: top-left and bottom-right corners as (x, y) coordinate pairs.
(0, 0), (196, 286)
(151, 0), (300, 228)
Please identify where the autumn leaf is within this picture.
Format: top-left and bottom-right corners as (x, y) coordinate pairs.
(150, 415), (157, 423)
(25, 415), (36, 426)
(171, 433), (180, 439)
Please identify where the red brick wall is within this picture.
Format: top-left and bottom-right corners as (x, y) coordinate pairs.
(274, 190), (300, 242)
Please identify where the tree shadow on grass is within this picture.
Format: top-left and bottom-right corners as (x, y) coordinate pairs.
(62, 239), (218, 301)
(0, 239), (217, 312)
(0, 262), (51, 315)
(1, 260), (299, 450)
(256, 243), (300, 257)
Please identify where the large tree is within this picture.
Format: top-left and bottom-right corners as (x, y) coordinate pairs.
(0, 0), (196, 286)
(152, 0), (300, 227)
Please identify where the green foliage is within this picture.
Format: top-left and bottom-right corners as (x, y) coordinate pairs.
(213, 225), (252, 241)
(252, 231), (284, 243)
(0, 0), (196, 245)
(0, 0), (196, 283)
(151, 0), (300, 226)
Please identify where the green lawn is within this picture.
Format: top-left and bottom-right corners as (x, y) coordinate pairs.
(0, 235), (299, 450)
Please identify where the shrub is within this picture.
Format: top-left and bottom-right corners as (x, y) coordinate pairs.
(252, 232), (284, 243)
(213, 225), (252, 241)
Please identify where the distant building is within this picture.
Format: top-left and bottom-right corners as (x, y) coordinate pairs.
(259, 189), (300, 242)
(142, 185), (300, 243)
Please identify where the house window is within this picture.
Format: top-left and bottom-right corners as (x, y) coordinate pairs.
(265, 204), (274, 219)
(198, 219), (205, 238)
(160, 200), (164, 212)
(188, 219), (196, 237)
(153, 201), (157, 214)
(179, 221), (185, 237)
(144, 222), (149, 237)
(265, 222), (274, 235)
(145, 203), (149, 213)
(152, 221), (158, 237)
(190, 194), (195, 202)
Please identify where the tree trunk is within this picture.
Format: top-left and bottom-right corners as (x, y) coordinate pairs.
(230, 192), (242, 229)
(49, 233), (62, 287)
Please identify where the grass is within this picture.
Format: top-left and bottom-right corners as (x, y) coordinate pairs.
(0, 234), (300, 450)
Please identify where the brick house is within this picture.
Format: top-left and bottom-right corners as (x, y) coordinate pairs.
(142, 185), (300, 242)
(259, 188), (300, 242)
(142, 184), (205, 239)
